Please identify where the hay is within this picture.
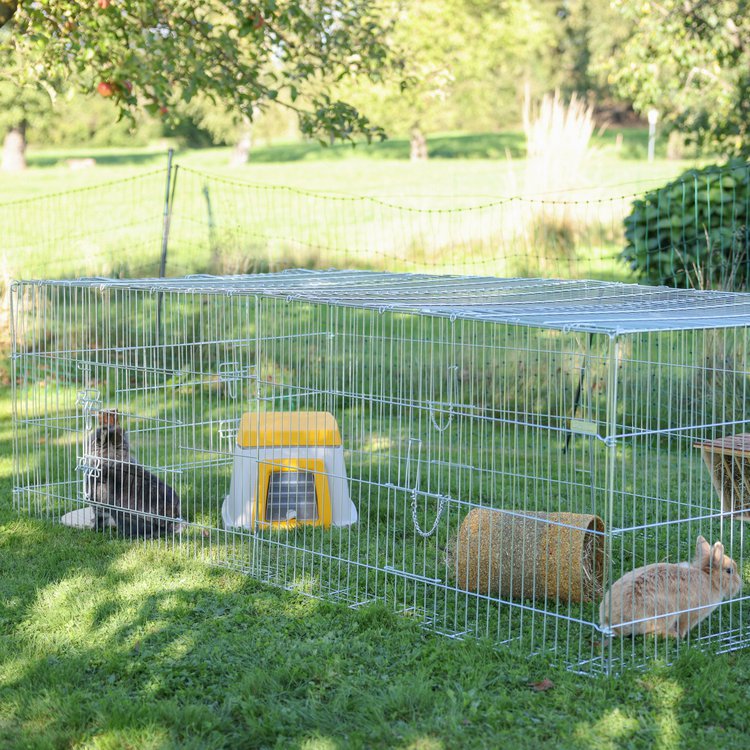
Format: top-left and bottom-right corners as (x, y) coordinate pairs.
(694, 437), (750, 521)
(452, 509), (606, 603)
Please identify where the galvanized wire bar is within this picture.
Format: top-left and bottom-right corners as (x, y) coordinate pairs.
(10, 271), (750, 674)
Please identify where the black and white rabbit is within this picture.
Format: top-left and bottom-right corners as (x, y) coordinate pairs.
(84, 410), (182, 538)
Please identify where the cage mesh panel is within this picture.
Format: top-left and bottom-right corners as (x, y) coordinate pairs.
(10, 271), (750, 674)
(265, 471), (319, 522)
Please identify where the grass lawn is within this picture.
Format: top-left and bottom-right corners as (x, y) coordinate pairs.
(1, 128), (707, 283)
(4, 132), (749, 748)
(2, 129), (700, 204)
(2, 381), (750, 749)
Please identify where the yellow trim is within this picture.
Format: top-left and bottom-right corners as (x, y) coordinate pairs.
(254, 458), (332, 530)
(237, 411), (342, 448)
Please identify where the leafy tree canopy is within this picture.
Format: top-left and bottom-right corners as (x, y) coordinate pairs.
(0, 0), (402, 143)
(335, 0), (559, 137)
(604, 0), (750, 155)
(0, 54), (53, 136)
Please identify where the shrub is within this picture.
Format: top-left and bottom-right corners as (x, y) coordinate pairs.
(622, 160), (750, 290)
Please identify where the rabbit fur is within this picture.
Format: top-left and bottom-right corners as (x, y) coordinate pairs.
(84, 410), (182, 539)
(599, 535), (742, 638)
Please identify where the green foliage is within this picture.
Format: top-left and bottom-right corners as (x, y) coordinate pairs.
(623, 160), (750, 290)
(549, 0), (631, 99)
(335, 0), (561, 137)
(0, 44), (54, 135)
(27, 92), (164, 148)
(2, 0), (403, 143)
(605, 0), (750, 156)
(331, 0), (638, 142)
(0, 80), (51, 139)
(0, 0), (667, 151)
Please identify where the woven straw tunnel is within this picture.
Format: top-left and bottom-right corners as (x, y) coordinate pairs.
(452, 509), (606, 603)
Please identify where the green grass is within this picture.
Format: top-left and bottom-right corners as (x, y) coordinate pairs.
(4, 133), (749, 747)
(5, 128), (699, 201)
(3, 381), (750, 749)
(1, 129), (708, 284)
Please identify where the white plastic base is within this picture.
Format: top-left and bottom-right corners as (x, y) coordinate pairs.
(222, 445), (357, 530)
(60, 507), (97, 529)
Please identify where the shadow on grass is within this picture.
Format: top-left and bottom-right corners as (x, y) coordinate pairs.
(2, 507), (750, 749)
(246, 132), (528, 163)
(26, 150), (171, 170)
(0, 510), (521, 749)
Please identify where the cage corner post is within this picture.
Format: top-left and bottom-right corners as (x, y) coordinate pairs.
(602, 331), (621, 676)
(9, 280), (21, 513)
(248, 292), (263, 575)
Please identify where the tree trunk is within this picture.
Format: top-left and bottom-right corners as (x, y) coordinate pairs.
(410, 125), (428, 161)
(0, 1), (18, 29)
(2, 123), (27, 172)
(229, 118), (253, 167)
(667, 131), (685, 160)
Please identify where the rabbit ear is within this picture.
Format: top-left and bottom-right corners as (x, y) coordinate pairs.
(98, 410), (119, 427)
(712, 541), (726, 564)
(695, 535), (711, 560)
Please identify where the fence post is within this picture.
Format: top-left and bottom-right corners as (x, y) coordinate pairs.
(159, 148), (176, 278)
(156, 149), (177, 349)
(203, 183), (218, 270)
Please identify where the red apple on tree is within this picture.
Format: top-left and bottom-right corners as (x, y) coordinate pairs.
(97, 81), (115, 97)
(97, 0), (111, 9)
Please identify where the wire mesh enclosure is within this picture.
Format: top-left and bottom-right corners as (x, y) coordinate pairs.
(11, 271), (750, 674)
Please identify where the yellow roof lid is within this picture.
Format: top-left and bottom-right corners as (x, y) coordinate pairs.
(237, 411), (342, 448)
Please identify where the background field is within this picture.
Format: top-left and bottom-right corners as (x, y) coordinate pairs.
(1, 129), (706, 287)
(0, 129), (694, 202)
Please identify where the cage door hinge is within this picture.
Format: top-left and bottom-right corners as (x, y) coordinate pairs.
(219, 419), (241, 443)
(217, 362), (254, 400)
(76, 389), (102, 418)
(76, 455), (102, 478)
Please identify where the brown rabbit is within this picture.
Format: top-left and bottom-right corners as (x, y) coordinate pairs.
(599, 536), (742, 638)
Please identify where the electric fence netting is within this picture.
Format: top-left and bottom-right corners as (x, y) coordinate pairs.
(2, 170), (167, 279)
(2, 159), (750, 288)
(170, 165), (634, 280)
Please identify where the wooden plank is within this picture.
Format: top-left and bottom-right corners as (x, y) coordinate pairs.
(693, 433), (750, 458)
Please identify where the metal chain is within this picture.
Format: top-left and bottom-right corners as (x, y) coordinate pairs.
(429, 365), (459, 433)
(429, 405), (454, 433)
(411, 490), (447, 538)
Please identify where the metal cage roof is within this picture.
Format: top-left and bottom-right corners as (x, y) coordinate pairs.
(17, 270), (750, 334)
